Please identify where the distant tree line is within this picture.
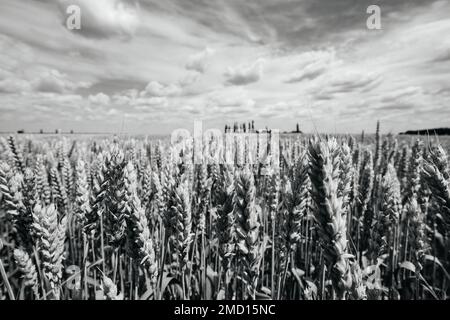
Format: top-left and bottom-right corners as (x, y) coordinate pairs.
(16, 129), (75, 134)
(400, 128), (450, 136)
(224, 121), (302, 134)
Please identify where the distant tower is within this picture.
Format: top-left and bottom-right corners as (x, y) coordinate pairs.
(296, 123), (300, 133)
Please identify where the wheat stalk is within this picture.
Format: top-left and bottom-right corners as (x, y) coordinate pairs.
(14, 248), (40, 299)
(308, 137), (352, 299)
(32, 203), (66, 299)
(234, 166), (261, 300)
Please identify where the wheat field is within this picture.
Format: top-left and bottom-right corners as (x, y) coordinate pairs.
(0, 123), (450, 300)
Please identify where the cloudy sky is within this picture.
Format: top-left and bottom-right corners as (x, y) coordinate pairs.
(0, 0), (450, 134)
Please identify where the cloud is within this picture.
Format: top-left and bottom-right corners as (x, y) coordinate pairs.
(131, 97), (168, 109)
(374, 85), (433, 113)
(206, 88), (255, 113)
(179, 104), (202, 115)
(140, 81), (181, 97)
(311, 71), (382, 100)
(224, 58), (264, 86)
(32, 69), (91, 93)
(257, 101), (296, 119)
(0, 78), (31, 93)
(284, 50), (340, 83)
(185, 47), (215, 73)
(0, 34), (34, 71)
(434, 86), (450, 96)
(380, 86), (423, 103)
(178, 72), (200, 87)
(432, 46), (450, 63)
(107, 88), (169, 112)
(88, 92), (110, 105)
(57, 0), (140, 39)
(374, 103), (414, 111)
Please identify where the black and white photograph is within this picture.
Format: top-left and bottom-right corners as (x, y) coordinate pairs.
(1, 0), (450, 305)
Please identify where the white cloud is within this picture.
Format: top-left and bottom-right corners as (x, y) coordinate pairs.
(178, 72), (200, 87)
(206, 88), (256, 112)
(224, 58), (264, 86)
(432, 43), (450, 62)
(310, 71), (382, 100)
(0, 78), (31, 93)
(140, 81), (181, 97)
(131, 97), (168, 109)
(89, 92), (110, 105)
(32, 69), (91, 93)
(284, 50), (341, 83)
(57, 0), (140, 39)
(185, 47), (215, 73)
